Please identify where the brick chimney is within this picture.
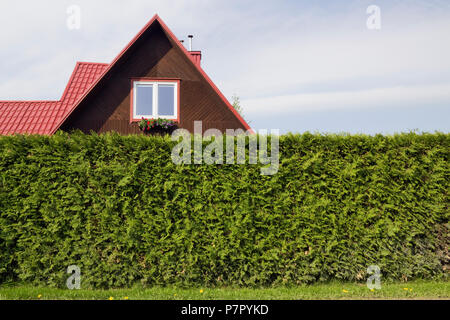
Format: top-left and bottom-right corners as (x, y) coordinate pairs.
(189, 51), (202, 67)
(187, 35), (201, 67)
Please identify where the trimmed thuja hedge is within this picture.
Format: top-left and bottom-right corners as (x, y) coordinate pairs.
(0, 131), (448, 288)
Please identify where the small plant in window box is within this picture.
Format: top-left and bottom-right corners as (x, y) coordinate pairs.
(138, 117), (178, 133)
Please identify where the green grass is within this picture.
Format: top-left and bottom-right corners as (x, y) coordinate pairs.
(0, 280), (448, 300)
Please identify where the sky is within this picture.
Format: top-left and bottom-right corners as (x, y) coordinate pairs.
(0, 0), (449, 134)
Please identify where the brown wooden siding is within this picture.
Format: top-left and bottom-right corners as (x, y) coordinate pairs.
(61, 21), (247, 134)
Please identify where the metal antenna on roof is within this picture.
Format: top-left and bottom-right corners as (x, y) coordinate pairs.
(188, 35), (193, 51)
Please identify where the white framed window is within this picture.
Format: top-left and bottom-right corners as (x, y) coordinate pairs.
(132, 80), (178, 120)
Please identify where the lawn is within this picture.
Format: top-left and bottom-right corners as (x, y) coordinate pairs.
(0, 280), (448, 300)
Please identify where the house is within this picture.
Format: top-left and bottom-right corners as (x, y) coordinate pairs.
(0, 14), (251, 135)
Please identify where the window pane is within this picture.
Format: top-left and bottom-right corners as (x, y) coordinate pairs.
(158, 84), (175, 116)
(136, 85), (153, 116)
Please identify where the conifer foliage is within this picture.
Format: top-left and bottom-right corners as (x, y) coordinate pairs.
(0, 131), (448, 288)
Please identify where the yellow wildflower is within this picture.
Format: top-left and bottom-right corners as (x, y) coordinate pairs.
(123, 296), (129, 300)
(37, 294), (42, 299)
(108, 296), (114, 300)
(403, 288), (409, 291)
(342, 289), (349, 293)
(200, 289), (204, 294)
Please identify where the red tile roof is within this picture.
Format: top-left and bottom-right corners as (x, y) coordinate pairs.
(0, 62), (108, 135)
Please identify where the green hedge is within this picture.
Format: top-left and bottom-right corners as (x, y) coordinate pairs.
(0, 131), (448, 288)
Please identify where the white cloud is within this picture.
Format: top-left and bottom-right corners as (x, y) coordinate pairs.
(215, 6), (450, 100)
(242, 83), (450, 115)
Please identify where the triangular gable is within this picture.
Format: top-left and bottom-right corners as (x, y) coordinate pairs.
(52, 14), (252, 134)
